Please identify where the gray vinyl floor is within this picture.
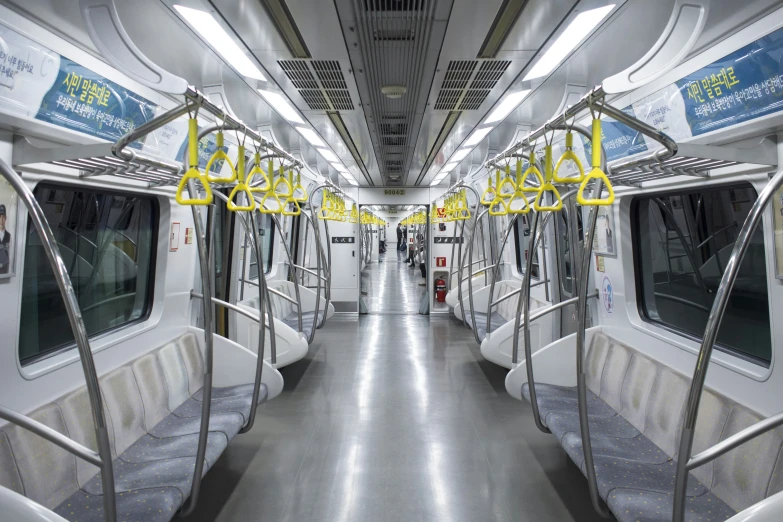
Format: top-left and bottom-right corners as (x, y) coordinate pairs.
(183, 276), (611, 522)
(362, 249), (427, 314)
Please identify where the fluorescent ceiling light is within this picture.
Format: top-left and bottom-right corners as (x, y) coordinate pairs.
(441, 162), (458, 173)
(465, 126), (494, 147)
(319, 148), (339, 163)
(523, 5), (615, 81)
(330, 162), (348, 172)
(174, 6), (266, 81)
(451, 148), (471, 162)
(297, 127), (326, 147)
(484, 90), (531, 124)
(258, 90), (304, 124)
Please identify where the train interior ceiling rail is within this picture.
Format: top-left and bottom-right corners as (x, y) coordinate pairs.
(2, 0), (783, 521)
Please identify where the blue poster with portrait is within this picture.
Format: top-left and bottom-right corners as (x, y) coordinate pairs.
(174, 132), (227, 174)
(35, 57), (158, 149)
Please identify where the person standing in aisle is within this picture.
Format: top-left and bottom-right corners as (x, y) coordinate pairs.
(396, 223), (403, 252)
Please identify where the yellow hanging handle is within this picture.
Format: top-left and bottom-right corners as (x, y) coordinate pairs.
(319, 191), (333, 220)
(508, 160), (531, 214)
(519, 151), (545, 193)
(282, 196), (301, 216)
(553, 131), (585, 183)
(247, 152), (271, 193)
(273, 164), (293, 198)
(533, 144), (563, 212)
(577, 119), (615, 206)
(176, 118), (213, 206)
(227, 145), (255, 212)
(292, 172), (308, 202)
(498, 164), (517, 199)
(481, 176), (496, 206)
(205, 131), (237, 183)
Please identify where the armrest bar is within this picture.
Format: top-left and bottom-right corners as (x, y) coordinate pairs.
(0, 405), (103, 468)
(687, 411), (783, 471)
(190, 291), (271, 328)
(267, 287), (300, 306)
(293, 264), (327, 281)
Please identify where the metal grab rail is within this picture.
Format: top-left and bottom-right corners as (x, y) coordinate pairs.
(467, 208), (492, 344)
(0, 159), (117, 521)
(0, 405), (102, 466)
(300, 210), (326, 343)
(687, 411), (783, 471)
(190, 292), (271, 327)
(485, 213), (519, 334)
(270, 214), (303, 335)
(672, 167), (783, 522)
(454, 184), (481, 327)
(526, 293), (598, 327)
(266, 286), (300, 306)
(294, 264), (328, 281)
(488, 280), (552, 313)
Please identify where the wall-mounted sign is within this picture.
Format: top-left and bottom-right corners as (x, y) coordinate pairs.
(601, 275), (614, 314)
(332, 236), (355, 244)
(595, 255), (605, 273)
(433, 237), (464, 244)
(436, 257), (446, 267)
(185, 228), (194, 245)
(773, 181), (783, 279)
(590, 206), (616, 257)
(384, 189), (406, 196)
(170, 222), (180, 252)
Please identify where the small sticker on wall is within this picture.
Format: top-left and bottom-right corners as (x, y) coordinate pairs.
(595, 255), (605, 272)
(170, 222), (180, 252)
(185, 228), (194, 245)
(601, 275), (614, 314)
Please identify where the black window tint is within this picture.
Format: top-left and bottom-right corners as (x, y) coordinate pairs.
(20, 185), (157, 364)
(633, 183), (770, 365)
(515, 214), (540, 279)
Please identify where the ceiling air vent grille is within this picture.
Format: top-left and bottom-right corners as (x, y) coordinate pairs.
(363, 0), (424, 11)
(433, 60), (511, 111)
(278, 60), (355, 111)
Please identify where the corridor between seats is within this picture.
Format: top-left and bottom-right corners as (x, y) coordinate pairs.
(362, 250), (427, 315)
(182, 315), (607, 522)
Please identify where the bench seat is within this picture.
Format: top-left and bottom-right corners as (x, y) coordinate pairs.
(0, 333), (267, 522)
(520, 331), (783, 522)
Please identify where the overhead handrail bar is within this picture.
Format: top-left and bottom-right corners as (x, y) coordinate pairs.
(672, 167), (783, 522)
(0, 159), (117, 522)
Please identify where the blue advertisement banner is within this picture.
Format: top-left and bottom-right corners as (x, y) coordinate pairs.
(582, 105), (649, 163)
(673, 26), (783, 136)
(175, 132), (227, 174)
(35, 58), (158, 149)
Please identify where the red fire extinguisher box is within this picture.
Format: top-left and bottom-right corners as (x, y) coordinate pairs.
(435, 277), (447, 302)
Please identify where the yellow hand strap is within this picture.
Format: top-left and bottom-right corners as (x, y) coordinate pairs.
(481, 176), (496, 206)
(292, 172), (308, 202)
(498, 164), (516, 199)
(507, 191), (531, 214)
(577, 119), (615, 206)
(248, 152), (271, 193)
(489, 196), (508, 216)
(282, 196), (301, 216)
(259, 190), (283, 214)
(205, 132), (237, 183)
(519, 151), (545, 193)
(227, 145), (255, 212)
(553, 131), (585, 183)
(273, 165), (293, 198)
(176, 118), (213, 206)
(533, 144), (563, 212)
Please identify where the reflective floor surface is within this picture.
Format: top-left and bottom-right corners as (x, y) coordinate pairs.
(362, 249), (427, 314)
(183, 315), (612, 521)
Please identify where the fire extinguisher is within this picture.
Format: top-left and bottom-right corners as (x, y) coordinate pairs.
(435, 277), (447, 303)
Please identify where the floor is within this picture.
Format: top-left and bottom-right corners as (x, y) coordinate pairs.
(362, 249), (427, 314)
(183, 254), (610, 522)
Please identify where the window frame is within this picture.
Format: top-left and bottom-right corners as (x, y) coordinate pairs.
(630, 182), (771, 368)
(19, 182), (159, 367)
(247, 212), (275, 279)
(514, 214), (540, 280)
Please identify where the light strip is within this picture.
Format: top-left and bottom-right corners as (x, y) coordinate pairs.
(451, 148), (471, 162)
(484, 90), (531, 124)
(465, 126), (494, 147)
(258, 90), (305, 124)
(523, 5), (616, 81)
(441, 162), (458, 173)
(319, 148), (339, 163)
(297, 127), (326, 147)
(174, 5), (266, 81)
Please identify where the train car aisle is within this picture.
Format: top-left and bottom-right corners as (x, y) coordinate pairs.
(362, 249), (427, 315)
(181, 314), (607, 522)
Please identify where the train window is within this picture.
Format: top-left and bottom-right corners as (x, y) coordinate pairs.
(633, 183), (770, 365)
(19, 184), (158, 365)
(514, 215), (540, 279)
(556, 209), (583, 296)
(248, 213), (275, 279)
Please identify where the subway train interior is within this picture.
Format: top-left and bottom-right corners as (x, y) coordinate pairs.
(3, 0), (783, 521)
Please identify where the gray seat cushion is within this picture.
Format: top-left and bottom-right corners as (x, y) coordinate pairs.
(562, 432), (671, 467)
(546, 411), (640, 442)
(284, 310), (326, 339)
(521, 383), (618, 422)
(54, 487), (182, 522)
(591, 457), (709, 499)
(607, 488), (735, 522)
(468, 311), (507, 340)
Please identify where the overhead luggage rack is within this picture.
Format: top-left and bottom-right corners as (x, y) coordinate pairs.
(12, 86), (304, 187)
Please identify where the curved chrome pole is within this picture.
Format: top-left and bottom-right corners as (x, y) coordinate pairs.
(271, 214), (303, 333)
(319, 217), (332, 328)
(306, 184), (332, 334)
(210, 190), (267, 433)
(180, 187), (214, 517)
(485, 213), (520, 337)
(467, 208), (491, 344)
(457, 184), (481, 327)
(0, 160), (117, 522)
(300, 210), (323, 344)
(672, 167), (783, 522)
